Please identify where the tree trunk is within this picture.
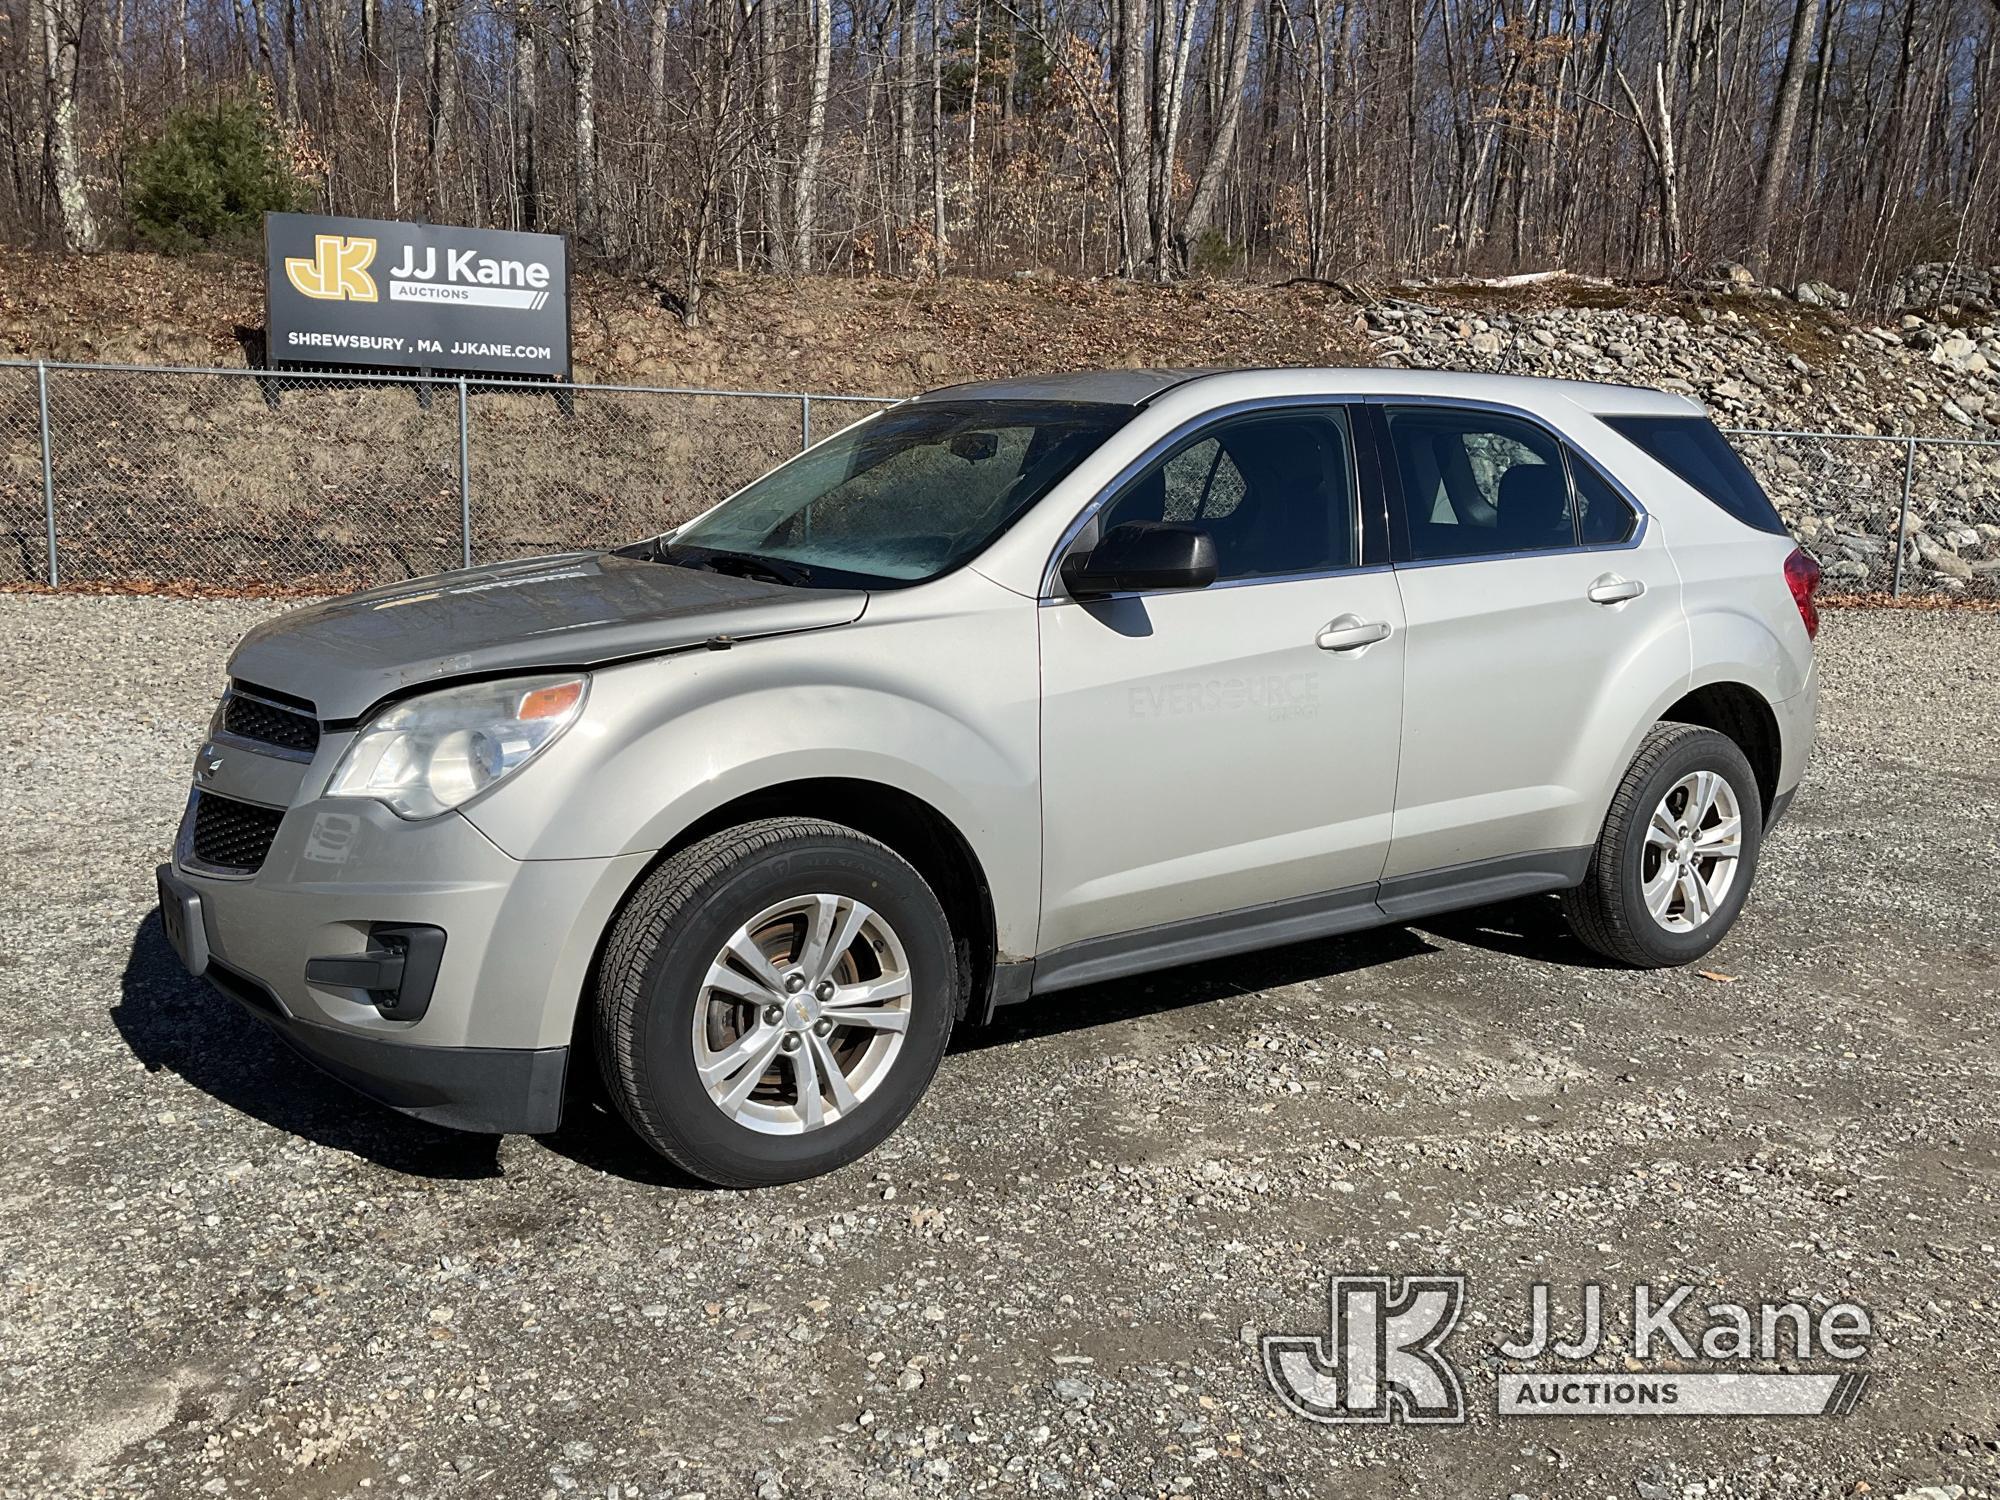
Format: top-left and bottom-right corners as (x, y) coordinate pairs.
(758, 0), (788, 269)
(1178, 0), (1253, 265)
(102, 0), (128, 126)
(570, 0), (599, 246)
(280, 0), (301, 118)
(794, 0), (833, 268)
(1149, 0), (1198, 280)
(1747, 0), (1819, 274)
(1651, 58), (1683, 273)
(648, 0), (671, 140)
(1113, 0), (1153, 274)
(514, 1), (539, 229)
(963, 0), (981, 261)
(423, 0), (458, 219)
(929, 0), (946, 274)
(897, 0), (917, 243)
(40, 0), (99, 251)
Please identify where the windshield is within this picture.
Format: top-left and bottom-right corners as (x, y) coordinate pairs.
(665, 398), (1136, 588)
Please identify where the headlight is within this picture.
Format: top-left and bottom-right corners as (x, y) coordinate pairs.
(327, 674), (587, 820)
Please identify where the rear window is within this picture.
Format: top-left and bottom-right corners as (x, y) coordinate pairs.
(1602, 415), (1787, 536)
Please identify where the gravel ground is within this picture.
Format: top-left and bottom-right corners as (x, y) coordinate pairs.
(1, 596), (1996, 1500)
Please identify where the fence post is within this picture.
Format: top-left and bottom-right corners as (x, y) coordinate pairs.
(457, 377), (473, 570)
(36, 361), (57, 587)
(801, 393), (812, 452)
(1890, 436), (1916, 598)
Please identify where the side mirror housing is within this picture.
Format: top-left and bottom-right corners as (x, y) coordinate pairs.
(1062, 521), (1218, 598)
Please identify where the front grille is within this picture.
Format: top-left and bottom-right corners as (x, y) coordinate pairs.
(190, 792), (286, 874)
(222, 685), (321, 756)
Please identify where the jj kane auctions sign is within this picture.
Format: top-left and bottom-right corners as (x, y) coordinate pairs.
(265, 213), (571, 379)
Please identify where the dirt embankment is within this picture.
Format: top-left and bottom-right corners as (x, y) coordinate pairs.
(3, 249), (1997, 594)
(4, 247), (1995, 433)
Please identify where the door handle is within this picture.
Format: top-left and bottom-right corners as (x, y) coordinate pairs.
(1587, 573), (1645, 605)
(1315, 615), (1391, 652)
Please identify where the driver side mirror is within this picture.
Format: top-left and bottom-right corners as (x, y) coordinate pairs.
(1061, 521), (1218, 599)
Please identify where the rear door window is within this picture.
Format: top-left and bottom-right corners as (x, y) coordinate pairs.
(1384, 408), (1574, 560)
(1602, 415), (1787, 535)
(1572, 452), (1639, 545)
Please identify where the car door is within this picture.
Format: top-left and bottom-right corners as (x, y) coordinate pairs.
(1035, 404), (1406, 974)
(1372, 401), (1689, 886)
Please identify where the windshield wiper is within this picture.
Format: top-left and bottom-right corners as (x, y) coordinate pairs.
(659, 543), (815, 588)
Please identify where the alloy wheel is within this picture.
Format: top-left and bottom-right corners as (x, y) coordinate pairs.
(691, 894), (913, 1135)
(1640, 770), (1744, 934)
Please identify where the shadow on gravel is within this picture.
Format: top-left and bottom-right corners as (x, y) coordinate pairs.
(534, 1097), (717, 1190)
(112, 912), (504, 1179)
(1413, 894), (1623, 970)
(963, 923), (1440, 1052)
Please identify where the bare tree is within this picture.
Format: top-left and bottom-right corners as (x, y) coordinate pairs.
(1, 0), (1994, 296)
(422, 0), (459, 218)
(38, 0), (99, 250)
(928, 0), (945, 273)
(1177, 0), (1255, 266)
(569, 0), (599, 245)
(1112, 0), (1153, 273)
(794, 0), (833, 267)
(513, 0), (540, 229)
(1747, 0), (1820, 274)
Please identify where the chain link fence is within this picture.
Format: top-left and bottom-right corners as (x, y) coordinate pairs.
(0, 361), (894, 592)
(2, 359), (1996, 596)
(1724, 428), (2000, 596)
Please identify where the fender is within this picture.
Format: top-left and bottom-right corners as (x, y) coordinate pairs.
(461, 575), (1044, 958)
(1584, 601), (1803, 843)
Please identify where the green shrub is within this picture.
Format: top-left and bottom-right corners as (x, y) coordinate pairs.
(129, 94), (311, 253)
(1189, 229), (1239, 278)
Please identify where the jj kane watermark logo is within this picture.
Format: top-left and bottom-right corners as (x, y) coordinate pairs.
(284, 234), (379, 302)
(1262, 1274), (1872, 1425)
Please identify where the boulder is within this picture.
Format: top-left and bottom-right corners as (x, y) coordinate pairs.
(1794, 280), (1851, 309)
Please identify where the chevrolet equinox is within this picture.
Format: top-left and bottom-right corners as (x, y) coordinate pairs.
(157, 369), (1821, 1185)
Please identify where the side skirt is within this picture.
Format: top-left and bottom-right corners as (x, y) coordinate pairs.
(1020, 847), (1593, 1000)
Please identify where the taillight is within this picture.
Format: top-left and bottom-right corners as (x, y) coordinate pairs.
(1784, 546), (1821, 640)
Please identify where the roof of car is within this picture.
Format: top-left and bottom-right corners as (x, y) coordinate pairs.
(909, 369), (1226, 405)
(911, 366), (1703, 417)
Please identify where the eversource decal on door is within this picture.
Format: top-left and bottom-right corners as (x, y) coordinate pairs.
(264, 211), (572, 380)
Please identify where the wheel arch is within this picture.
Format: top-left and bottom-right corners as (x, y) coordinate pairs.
(1658, 680), (1783, 817)
(579, 778), (1003, 1051)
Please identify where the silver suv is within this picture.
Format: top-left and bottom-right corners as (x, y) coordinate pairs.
(157, 369), (1820, 1185)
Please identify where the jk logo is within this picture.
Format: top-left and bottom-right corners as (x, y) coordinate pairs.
(1262, 1274), (1467, 1425)
(285, 234), (378, 302)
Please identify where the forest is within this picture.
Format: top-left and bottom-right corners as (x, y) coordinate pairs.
(3, 0), (1997, 312)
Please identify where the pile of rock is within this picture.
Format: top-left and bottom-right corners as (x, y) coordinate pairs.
(1355, 279), (2000, 593)
(1889, 262), (1998, 314)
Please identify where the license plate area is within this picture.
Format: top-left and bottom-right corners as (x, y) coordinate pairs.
(156, 865), (211, 977)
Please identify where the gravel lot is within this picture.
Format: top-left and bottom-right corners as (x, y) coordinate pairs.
(2, 596), (1996, 1500)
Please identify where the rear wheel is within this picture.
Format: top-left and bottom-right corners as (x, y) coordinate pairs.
(1562, 723), (1764, 968)
(594, 818), (959, 1186)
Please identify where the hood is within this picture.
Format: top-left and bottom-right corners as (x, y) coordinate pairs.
(228, 551), (867, 721)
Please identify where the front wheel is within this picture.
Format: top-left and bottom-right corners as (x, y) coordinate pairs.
(593, 818), (959, 1186)
(1562, 723), (1765, 968)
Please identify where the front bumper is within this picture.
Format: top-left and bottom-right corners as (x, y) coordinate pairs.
(166, 900), (568, 1133)
(158, 792), (647, 1135)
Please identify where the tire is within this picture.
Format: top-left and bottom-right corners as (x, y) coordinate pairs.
(593, 818), (959, 1187)
(1561, 723), (1765, 968)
